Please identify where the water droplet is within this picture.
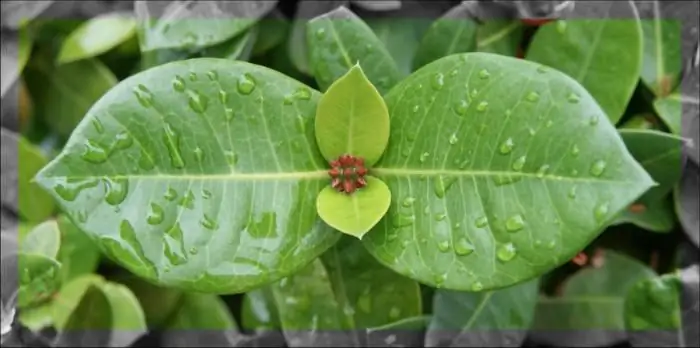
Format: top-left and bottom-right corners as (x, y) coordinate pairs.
(546, 120), (553, 128)
(479, 69), (490, 79)
(475, 216), (488, 228)
(187, 91), (209, 113)
(293, 87), (311, 101)
(589, 115), (600, 126)
(223, 108), (234, 122)
(497, 243), (517, 262)
(471, 281), (484, 291)
(237, 74), (256, 95)
(412, 105), (420, 113)
(571, 144), (580, 156)
(435, 213), (447, 221)
(147, 203), (164, 225)
(434, 273), (447, 287)
(556, 20), (567, 33)
(499, 138), (515, 155)
(537, 65), (548, 73)
(91, 119), (104, 133)
(512, 156), (526, 171)
(81, 140), (109, 164)
(315, 27), (326, 39)
(437, 240), (450, 252)
(526, 91), (540, 102)
(419, 152), (430, 163)
(568, 186), (577, 199)
(133, 85), (153, 108)
(172, 76), (186, 92)
(163, 123), (185, 169)
(423, 206), (430, 216)
(449, 68), (459, 77)
(477, 101), (488, 112)
(189, 246), (199, 255)
(493, 175), (522, 186)
(164, 187), (177, 201)
(454, 100), (468, 116)
(392, 214), (415, 228)
(454, 238), (474, 256)
(505, 214), (525, 232)
(431, 73), (444, 90)
(567, 92), (580, 103)
(528, 128), (536, 136)
(433, 176), (457, 198)
(449, 133), (459, 145)
(402, 197), (416, 207)
(546, 240), (557, 249)
(54, 178), (99, 202)
(590, 160), (607, 177)
(225, 151), (238, 166)
(206, 70), (218, 81)
(103, 177), (129, 206)
(200, 214), (218, 230)
(537, 164), (550, 177)
(594, 202), (609, 222)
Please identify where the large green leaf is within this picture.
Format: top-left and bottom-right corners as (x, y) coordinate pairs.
(530, 250), (656, 347)
(251, 10), (289, 57)
(525, 3), (643, 124)
(653, 93), (683, 134)
(110, 272), (183, 328)
(306, 6), (402, 95)
(476, 21), (523, 57)
(269, 238), (422, 346)
(362, 52), (654, 291)
(413, 2), (478, 70)
(426, 277), (539, 347)
(638, 2), (682, 97)
(34, 59), (341, 293)
(57, 12), (137, 64)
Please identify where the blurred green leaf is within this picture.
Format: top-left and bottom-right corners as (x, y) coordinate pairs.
(110, 272), (183, 328)
(57, 12), (137, 64)
(367, 18), (431, 75)
(639, 13), (682, 97)
(653, 93), (683, 135)
(611, 197), (676, 233)
(200, 26), (258, 61)
(17, 252), (61, 308)
(413, 2), (478, 70)
(242, 287), (279, 331)
(20, 219), (60, 259)
(55, 215), (100, 283)
(54, 284), (112, 347)
(251, 10), (289, 57)
(619, 114), (662, 131)
(287, 0), (347, 75)
(476, 21), (523, 57)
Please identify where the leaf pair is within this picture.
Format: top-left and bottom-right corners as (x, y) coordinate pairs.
(314, 65), (391, 239)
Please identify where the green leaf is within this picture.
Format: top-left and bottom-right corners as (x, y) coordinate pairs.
(530, 250), (656, 347)
(53, 274), (105, 329)
(314, 64), (390, 165)
(366, 316), (430, 347)
(134, 0), (276, 52)
(241, 287), (280, 331)
(251, 10), (290, 57)
(675, 161), (699, 247)
(55, 215), (101, 283)
(17, 252), (61, 308)
(413, 3), (478, 71)
(625, 272), (682, 331)
(25, 58), (117, 139)
(306, 6), (402, 94)
(639, 14), (682, 97)
(362, 52), (654, 291)
(200, 26), (259, 61)
(611, 198), (676, 233)
(99, 282), (148, 347)
(426, 277), (540, 347)
(57, 12), (137, 64)
(110, 272), (183, 328)
(21, 220), (60, 259)
(653, 93), (683, 134)
(34, 59), (340, 293)
(287, 0), (347, 75)
(476, 21), (523, 57)
(619, 129), (685, 203)
(54, 285), (112, 348)
(270, 238), (422, 345)
(619, 114), (661, 131)
(317, 176), (391, 239)
(525, 9), (643, 124)
(18, 301), (54, 332)
(367, 18), (431, 76)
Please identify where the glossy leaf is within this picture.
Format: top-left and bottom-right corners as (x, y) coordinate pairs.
(314, 64), (390, 165)
(57, 12), (137, 64)
(654, 93), (683, 135)
(611, 198), (676, 233)
(20, 220), (60, 259)
(270, 238), (422, 346)
(287, 0), (347, 75)
(363, 52), (655, 291)
(0, 129), (55, 222)
(526, 2), (643, 124)
(317, 176), (391, 239)
(413, 2), (478, 70)
(638, 2), (682, 97)
(426, 277), (539, 347)
(134, 0), (276, 52)
(17, 252), (61, 308)
(55, 215), (100, 283)
(34, 59), (341, 293)
(675, 162), (699, 247)
(306, 6), (402, 94)
(476, 21), (523, 57)
(367, 18), (430, 76)
(619, 129), (685, 203)
(54, 285), (112, 348)
(530, 250), (656, 347)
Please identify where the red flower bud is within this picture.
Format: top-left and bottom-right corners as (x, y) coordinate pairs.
(343, 180), (355, 194)
(356, 177), (367, 188)
(328, 168), (340, 177)
(356, 167), (367, 176)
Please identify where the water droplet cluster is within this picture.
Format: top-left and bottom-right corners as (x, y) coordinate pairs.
(328, 154), (368, 195)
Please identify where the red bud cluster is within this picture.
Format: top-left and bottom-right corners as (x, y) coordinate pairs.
(328, 154), (368, 195)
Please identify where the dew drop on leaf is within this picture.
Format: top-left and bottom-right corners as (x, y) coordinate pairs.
(200, 214), (218, 230)
(225, 151), (238, 166)
(163, 123), (184, 169)
(178, 190), (195, 210)
(437, 240), (450, 252)
(449, 133), (459, 145)
(475, 216), (488, 228)
(505, 214), (525, 232)
(172, 76), (186, 92)
(453, 100), (468, 116)
(92, 118), (104, 133)
(147, 203), (164, 225)
(103, 178), (129, 206)
(471, 281), (484, 291)
(590, 159), (607, 177)
(193, 147), (204, 162)
(499, 137), (515, 155)
(434, 213), (447, 221)
(392, 214), (415, 228)
(589, 115), (600, 126)
(454, 237), (475, 256)
(188, 72), (197, 81)
(526, 91), (540, 102)
(54, 178), (99, 202)
(567, 92), (580, 104)
(412, 105), (420, 113)
(189, 246), (199, 255)
(546, 240), (557, 249)
(568, 186), (577, 199)
(431, 73), (444, 90)
(187, 91), (209, 114)
(537, 164), (550, 177)
(206, 71), (218, 81)
(225, 108), (234, 121)
(594, 202), (610, 222)
(402, 197), (416, 207)
(571, 144), (580, 156)
(132, 85), (153, 108)
(512, 156), (527, 171)
(433, 176), (457, 198)
(478, 69), (490, 79)
(164, 187), (177, 201)
(237, 74), (257, 95)
(81, 140), (108, 164)
(419, 152), (430, 163)
(496, 243), (517, 262)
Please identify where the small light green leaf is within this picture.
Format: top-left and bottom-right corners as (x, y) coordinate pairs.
(611, 198), (676, 233)
(476, 21), (523, 57)
(426, 278), (540, 347)
(306, 6), (402, 94)
(530, 250), (656, 347)
(317, 176), (391, 239)
(315, 64), (390, 165)
(619, 129), (686, 203)
(654, 93), (683, 134)
(21, 220), (60, 259)
(638, 4), (682, 97)
(18, 301), (53, 332)
(57, 12), (137, 64)
(17, 252), (61, 308)
(526, 3), (643, 124)
(54, 284), (112, 347)
(413, 2), (478, 70)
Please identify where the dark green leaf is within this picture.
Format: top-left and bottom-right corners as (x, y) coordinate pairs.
(366, 315), (430, 347)
(20, 220), (60, 259)
(55, 215), (100, 283)
(270, 238), (422, 346)
(675, 161), (699, 247)
(200, 26), (259, 61)
(17, 252), (61, 308)
(241, 287), (279, 331)
(110, 272), (183, 328)
(134, 0), (276, 52)
(251, 10), (289, 57)
(619, 114), (663, 131)
(34, 59), (340, 293)
(476, 21), (523, 57)
(57, 12), (137, 64)
(530, 250), (656, 347)
(611, 198), (676, 233)
(413, 3), (478, 70)
(526, 3), (643, 124)
(654, 93), (683, 135)
(99, 282), (147, 347)
(363, 52), (654, 291)
(619, 129), (686, 203)
(306, 6), (402, 94)
(54, 285), (112, 348)
(367, 18), (431, 76)
(426, 278), (539, 347)
(637, 1), (683, 97)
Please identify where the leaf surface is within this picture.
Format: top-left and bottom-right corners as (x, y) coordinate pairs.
(34, 58), (341, 293)
(476, 21), (523, 57)
(636, 1), (683, 97)
(55, 215), (100, 283)
(17, 252), (61, 308)
(54, 285), (112, 348)
(306, 6), (402, 94)
(21, 220), (60, 259)
(362, 52), (654, 291)
(287, 0), (347, 75)
(611, 198), (676, 233)
(57, 12), (137, 64)
(426, 277), (539, 347)
(525, 2), (643, 124)
(367, 18), (430, 76)
(654, 93), (683, 135)
(413, 2), (478, 70)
